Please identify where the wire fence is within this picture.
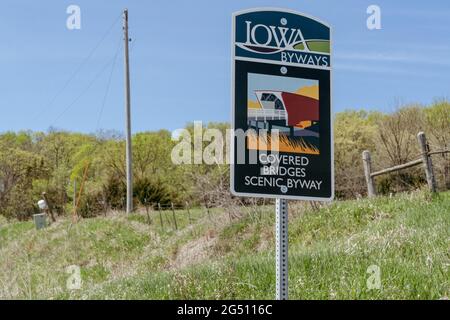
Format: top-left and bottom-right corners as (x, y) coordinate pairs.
(133, 202), (217, 232)
(126, 196), (326, 235)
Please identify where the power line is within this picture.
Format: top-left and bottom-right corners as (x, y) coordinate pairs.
(33, 13), (122, 122)
(95, 36), (135, 134)
(49, 53), (118, 127)
(95, 37), (122, 131)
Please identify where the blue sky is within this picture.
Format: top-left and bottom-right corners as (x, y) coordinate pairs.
(1, 0), (450, 133)
(248, 74), (317, 101)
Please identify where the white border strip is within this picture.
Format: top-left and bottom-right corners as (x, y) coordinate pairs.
(235, 56), (332, 71)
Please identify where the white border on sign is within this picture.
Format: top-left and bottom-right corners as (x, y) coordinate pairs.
(230, 7), (335, 202)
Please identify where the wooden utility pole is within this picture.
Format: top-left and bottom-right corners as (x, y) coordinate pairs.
(123, 9), (133, 213)
(362, 150), (376, 197)
(417, 132), (437, 193)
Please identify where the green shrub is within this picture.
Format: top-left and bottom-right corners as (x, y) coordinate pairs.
(134, 177), (171, 208)
(104, 176), (126, 210)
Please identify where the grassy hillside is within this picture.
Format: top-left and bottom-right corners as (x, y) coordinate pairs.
(0, 190), (448, 300)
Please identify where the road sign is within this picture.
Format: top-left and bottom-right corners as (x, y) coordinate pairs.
(231, 8), (334, 201)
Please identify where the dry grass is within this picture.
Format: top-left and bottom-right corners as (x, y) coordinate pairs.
(247, 132), (319, 154)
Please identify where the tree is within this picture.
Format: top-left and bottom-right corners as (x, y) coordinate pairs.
(132, 130), (174, 180)
(376, 105), (425, 166)
(424, 100), (450, 189)
(0, 147), (45, 219)
(333, 110), (378, 198)
(134, 177), (171, 222)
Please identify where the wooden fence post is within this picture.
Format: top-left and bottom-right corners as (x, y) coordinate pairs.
(185, 202), (192, 225)
(42, 192), (56, 222)
(144, 202), (151, 225)
(157, 203), (164, 231)
(445, 143), (450, 189)
(171, 202), (178, 230)
(417, 132), (437, 193)
(362, 150), (376, 197)
(205, 203), (212, 222)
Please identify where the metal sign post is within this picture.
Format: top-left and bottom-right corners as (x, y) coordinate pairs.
(275, 198), (288, 300)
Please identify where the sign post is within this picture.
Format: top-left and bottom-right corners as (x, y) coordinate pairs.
(231, 8), (333, 299)
(275, 198), (288, 300)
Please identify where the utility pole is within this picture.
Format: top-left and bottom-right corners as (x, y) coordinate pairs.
(123, 9), (133, 213)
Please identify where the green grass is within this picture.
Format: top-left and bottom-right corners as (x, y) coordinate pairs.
(0, 190), (448, 299)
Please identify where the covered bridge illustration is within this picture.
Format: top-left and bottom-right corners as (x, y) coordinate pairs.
(248, 90), (319, 137)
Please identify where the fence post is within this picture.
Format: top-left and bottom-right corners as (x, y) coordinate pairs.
(362, 150), (376, 197)
(42, 192), (56, 222)
(417, 132), (437, 193)
(158, 203), (164, 231)
(185, 202), (192, 225)
(144, 201), (151, 225)
(171, 202), (178, 230)
(445, 143), (450, 189)
(204, 201), (212, 222)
